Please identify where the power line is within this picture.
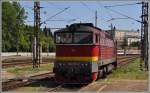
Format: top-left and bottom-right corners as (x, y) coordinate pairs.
(26, 19), (76, 22)
(80, 1), (94, 13)
(82, 17), (95, 22)
(40, 7), (70, 25)
(47, 19), (76, 22)
(106, 17), (130, 22)
(104, 2), (142, 7)
(104, 7), (141, 23)
(96, 1), (113, 25)
(48, 2), (80, 21)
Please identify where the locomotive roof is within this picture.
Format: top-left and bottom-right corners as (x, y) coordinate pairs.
(55, 23), (113, 40)
(55, 23), (103, 33)
(54, 23), (112, 38)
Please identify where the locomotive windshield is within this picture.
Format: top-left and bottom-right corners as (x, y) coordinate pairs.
(73, 32), (92, 44)
(55, 32), (93, 44)
(56, 33), (72, 43)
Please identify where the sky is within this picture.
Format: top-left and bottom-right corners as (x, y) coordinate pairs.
(20, 1), (142, 32)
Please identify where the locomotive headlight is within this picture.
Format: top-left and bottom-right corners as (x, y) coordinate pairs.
(81, 64), (84, 66)
(68, 63), (72, 66)
(62, 63), (64, 66)
(59, 63), (62, 66)
(85, 63), (88, 66)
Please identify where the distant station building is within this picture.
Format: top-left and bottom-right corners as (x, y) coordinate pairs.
(106, 29), (140, 49)
(126, 36), (140, 46)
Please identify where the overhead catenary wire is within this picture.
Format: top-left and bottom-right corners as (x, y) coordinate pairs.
(82, 17), (95, 22)
(97, 1), (113, 19)
(80, 1), (95, 13)
(104, 2), (142, 7)
(104, 7), (142, 23)
(96, 1), (114, 27)
(48, 2), (81, 22)
(106, 17), (130, 22)
(26, 19), (76, 23)
(40, 7), (70, 25)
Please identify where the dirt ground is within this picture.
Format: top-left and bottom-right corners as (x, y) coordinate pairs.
(2, 70), (16, 80)
(2, 69), (50, 81)
(79, 79), (148, 92)
(2, 56), (148, 92)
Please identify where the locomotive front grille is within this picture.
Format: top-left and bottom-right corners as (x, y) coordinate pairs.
(53, 62), (91, 77)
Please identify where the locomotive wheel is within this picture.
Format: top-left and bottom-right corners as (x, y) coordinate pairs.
(96, 70), (103, 80)
(113, 62), (117, 70)
(106, 66), (108, 74)
(102, 67), (106, 78)
(92, 72), (98, 81)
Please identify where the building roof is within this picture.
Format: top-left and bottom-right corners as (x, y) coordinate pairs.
(105, 29), (139, 33)
(114, 29), (139, 32)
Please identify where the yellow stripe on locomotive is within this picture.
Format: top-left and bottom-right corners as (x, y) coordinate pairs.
(56, 56), (98, 62)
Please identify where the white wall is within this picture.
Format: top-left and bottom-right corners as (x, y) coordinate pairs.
(1, 52), (55, 57)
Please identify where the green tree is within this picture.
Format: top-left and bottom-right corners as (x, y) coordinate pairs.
(129, 41), (140, 47)
(2, 2), (27, 52)
(2, 1), (55, 52)
(40, 31), (55, 52)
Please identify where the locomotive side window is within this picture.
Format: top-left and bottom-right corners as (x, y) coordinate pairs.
(95, 34), (98, 43)
(56, 33), (72, 44)
(74, 32), (93, 44)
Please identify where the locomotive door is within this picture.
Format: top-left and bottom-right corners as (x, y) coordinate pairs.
(99, 33), (101, 61)
(99, 33), (102, 65)
(100, 32), (104, 66)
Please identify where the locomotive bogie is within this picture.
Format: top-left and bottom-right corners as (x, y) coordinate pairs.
(53, 62), (94, 83)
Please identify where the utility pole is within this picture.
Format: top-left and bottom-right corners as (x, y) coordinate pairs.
(109, 23), (115, 39)
(110, 24), (113, 38)
(140, 2), (148, 70)
(95, 10), (97, 27)
(33, 2), (41, 68)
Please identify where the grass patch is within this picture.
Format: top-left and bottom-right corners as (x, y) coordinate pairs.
(6, 63), (53, 76)
(108, 58), (148, 80)
(12, 86), (48, 92)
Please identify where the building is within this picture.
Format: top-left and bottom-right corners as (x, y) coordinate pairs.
(126, 36), (140, 46)
(106, 29), (140, 49)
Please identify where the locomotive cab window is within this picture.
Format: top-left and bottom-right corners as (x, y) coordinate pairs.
(74, 32), (93, 44)
(55, 32), (72, 44)
(55, 31), (93, 44)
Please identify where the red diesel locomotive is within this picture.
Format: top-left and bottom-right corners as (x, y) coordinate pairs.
(53, 23), (117, 83)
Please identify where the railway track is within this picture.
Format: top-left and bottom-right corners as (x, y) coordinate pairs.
(2, 57), (55, 68)
(47, 84), (65, 92)
(117, 56), (139, 67)
(2, 55), (139, 68)
(46, 56), (139, 92)
(2, 72), (53, 91)
(117, 55), (139, 60)
(46, 83), (86, 92)
(2, 55), (139, 92)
